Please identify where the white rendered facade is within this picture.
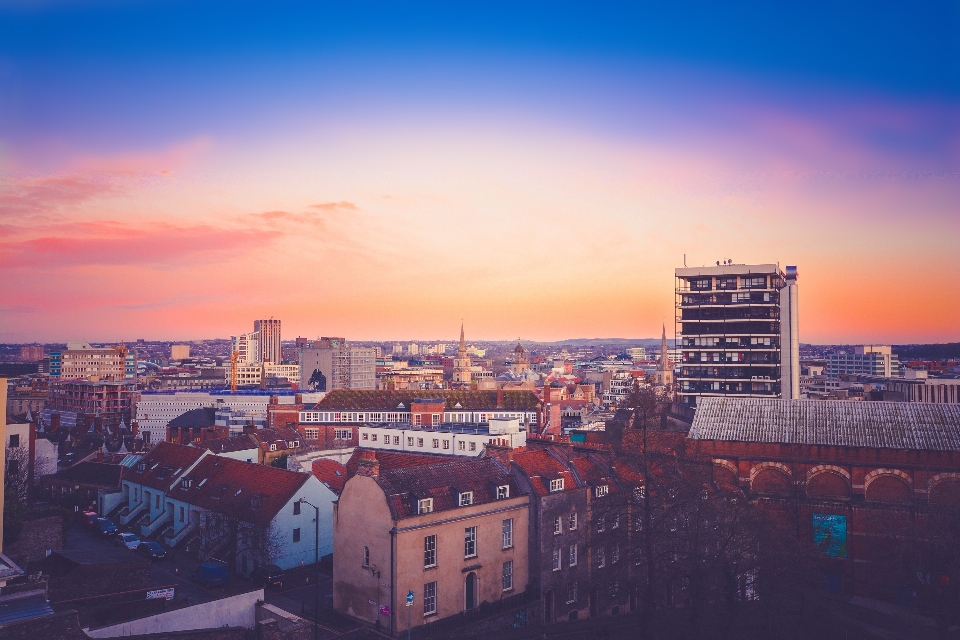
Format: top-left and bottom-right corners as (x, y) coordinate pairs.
(357, 417), (526, 456)
(232, 332), (260, 365)
(136, 392), (324, 432)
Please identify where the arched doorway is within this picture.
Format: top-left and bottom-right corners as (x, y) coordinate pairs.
(465, 572), (478, 610)
(544, 589), (553, 623)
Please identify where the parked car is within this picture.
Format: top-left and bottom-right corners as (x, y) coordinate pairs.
(95, 517), (118, 536)
(191, 560), (229, 588)
(115, 532), (141, 550)
(80, 511), (99, 527)
(136, 541), (167, 560)
(250, 563), (284, 589)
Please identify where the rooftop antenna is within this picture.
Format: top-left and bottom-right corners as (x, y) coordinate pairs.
(683, 254), (687, 267)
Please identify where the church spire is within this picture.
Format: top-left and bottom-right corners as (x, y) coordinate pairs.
(660, 324), (670, 371)
(459, 322), (466, 356)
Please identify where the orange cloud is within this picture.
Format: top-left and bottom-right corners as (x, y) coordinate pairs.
(309, 201), (359, 211)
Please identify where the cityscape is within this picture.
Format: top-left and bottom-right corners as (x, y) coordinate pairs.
(1, 3), (959, 640)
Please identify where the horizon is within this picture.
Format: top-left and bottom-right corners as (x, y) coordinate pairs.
(2, 2), (958, 344)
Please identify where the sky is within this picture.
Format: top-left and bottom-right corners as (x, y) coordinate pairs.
(1, 1), (958, 344)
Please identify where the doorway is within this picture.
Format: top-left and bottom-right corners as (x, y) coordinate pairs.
(465, 572), (477, 610)
(544, 589), (553, 622)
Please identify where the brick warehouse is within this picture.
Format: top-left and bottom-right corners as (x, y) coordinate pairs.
(686, 398), (960, 601)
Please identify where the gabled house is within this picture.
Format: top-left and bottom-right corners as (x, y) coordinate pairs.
(334, 451), (529, 634)
(250, 426), (302, 466)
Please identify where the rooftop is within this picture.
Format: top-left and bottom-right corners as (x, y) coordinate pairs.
(511, 449), (579, 496)
(689, 398), (960, 451)
(193, 434), (259, 454)
(168, 407), (217, 428)
(48, 461), (124, 487)
(313, 390), (539, 412)
(123, 442), (207, 491)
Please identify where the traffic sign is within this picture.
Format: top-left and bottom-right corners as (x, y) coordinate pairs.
(406, 590), (415, 606)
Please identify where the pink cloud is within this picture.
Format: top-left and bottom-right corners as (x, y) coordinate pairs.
(0, 222), (280, 269)
(0, 174), (126, 218)
(70, 136), (212, 174)
(309, 201), (359, 211)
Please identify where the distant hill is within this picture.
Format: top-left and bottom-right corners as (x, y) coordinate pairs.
(894, 343), (960, 360)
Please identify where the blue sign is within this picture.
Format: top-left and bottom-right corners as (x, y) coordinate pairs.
(406, 590), (415, 606)
(812, 513), (847, 557)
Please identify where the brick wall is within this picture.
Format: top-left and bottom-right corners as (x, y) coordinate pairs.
(5, 515), (63, 567)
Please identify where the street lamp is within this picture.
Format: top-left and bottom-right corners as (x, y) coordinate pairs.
(299, 498), (320, 640)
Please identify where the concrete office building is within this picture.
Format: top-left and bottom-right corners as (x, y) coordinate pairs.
(299, 337), (376, 391)
(826, 345), (899, 379)
(50, 342), (137, 382)
(170, 344), (191, 360)
(254, 318), (282, 363)
(676, 263), (795, 406)
(780, 266), (800, 400)
(232, 332), (260, 365)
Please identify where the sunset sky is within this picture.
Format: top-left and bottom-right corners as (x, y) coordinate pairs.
(1, 2), (958, 344)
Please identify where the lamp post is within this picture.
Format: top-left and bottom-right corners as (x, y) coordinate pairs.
(299, 498), (320, 640)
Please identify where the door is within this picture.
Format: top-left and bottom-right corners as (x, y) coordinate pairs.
(544, 589), (553, 623)
(465, 572), (477, 610)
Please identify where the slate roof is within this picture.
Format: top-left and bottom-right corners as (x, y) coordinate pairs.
(123, 442), (207, 491)
(313, 390), (540, 412)
(376, 457), (519, 519)
(254, 427), (302, 451)
(345, 449), (446, 477)
(511, 449), (579, 496)
(168, 407), (218, 428)
(312, 459), (347, 494)
(173, 455), (309, 526)
(193, 434), (259, 454)
(689, 398), (960, 451)
(47, 461), (124, 487)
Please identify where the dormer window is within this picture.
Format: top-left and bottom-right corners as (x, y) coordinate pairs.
(270, 444), (277, 451)
(250, 495), (261, 509)
(459, 492), (474, 507)
(497, 485), (510, 499)
(180, 477), (193, 490)
(418, 498), (434, 514)
(595, 485), (609, 498)
(549, 478), (564, 492)
(137, 462), (147, 473)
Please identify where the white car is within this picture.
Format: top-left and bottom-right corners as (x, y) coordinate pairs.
(115, 532), (141, 550)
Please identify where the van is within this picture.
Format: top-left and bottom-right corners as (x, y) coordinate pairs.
(191, 559), (229, 588)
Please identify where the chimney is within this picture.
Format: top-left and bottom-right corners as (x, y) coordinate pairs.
(496, 387), (503, 408)
(243, 422), (257, 435)
(97, 449), (104, 463)
(357, 450), (380, 478)
(544, 384), (551, 404)
(131, 420), (139, 435)
(270, 395), (279, 405)
(295, 393), (303, 405)
(51, 413), (61, 432)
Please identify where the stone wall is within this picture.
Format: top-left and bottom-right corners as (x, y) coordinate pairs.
(5, 515), (63, 567)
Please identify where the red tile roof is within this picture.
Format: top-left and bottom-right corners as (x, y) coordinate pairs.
(253, 427), (302, 452)
(375, 457), (519, 519)
(570, 457), (617, 493)
(124, 442), (207, 491)
(511, 449), (579, 496)
(312, 459), (347, 494)
(312, 390), (540, 412)
(174, 455), (310, 526)
(344, 449), (449, 478)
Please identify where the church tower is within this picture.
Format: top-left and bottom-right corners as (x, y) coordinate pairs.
(656, 324), (674, 391)
(453, 323), (472, 387)
(511, 338), (529, 375)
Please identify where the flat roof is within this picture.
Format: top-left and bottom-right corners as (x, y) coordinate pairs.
(676, 263), (779, 278)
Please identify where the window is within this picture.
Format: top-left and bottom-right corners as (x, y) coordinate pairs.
(464, 527), (477, 558)
(597, 546), (606, 568)
(469, 442), (476, 451)
(334, 429), (351, 440)
(634, 486), (646, 500)
(305, 428), (319, 439)
(595, 485), (609, 498)
(569, 544), (578, 566)
(552, 548), (561, 571)
(432, 414), (440, 426)
(417, 438), (424, 447)
(443, 439), (450, 449)
(424, 535), (437, 568)
(553, 516), (562, 535)
(394, 436), (400, 445)
(566, 581), (578, 604)
(155, 494), (160, 508)
(363, 546), (370, 567)
(270, 443), (277, 451)
(502, 561), (514, 591)
(432, 439), (439, 449)
(459, 491), (474, 507)
(549, 478), (564, 492)
(408, 437), (415, 446)
(569, 512), (577, 530)
(293, 528), (301, 543)
(597, 516), (605, 533)
(424, 581), (437, 615)
(179, 506), (185, 522)
(612, 513), (620, 529)
(362, 433), (369, 440)
(609, 580), (619, 597)
(293, 501), (301, 515)
(371, 434), (377, 442)
(9, 434), (20, 448)
(458, 441), (466, 451)
(418, 498), (433, 514)
(612, 544), (620, 564)
(502, 519), (513, 549)
(497, 485), (510, 499)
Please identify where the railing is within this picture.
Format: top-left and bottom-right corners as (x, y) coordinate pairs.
(140, 510), (172, 537)
(164, 519), (198, 548)
(119, 501), (146, 525)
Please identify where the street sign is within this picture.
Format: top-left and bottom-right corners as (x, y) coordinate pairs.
(380, 605), (391, 616)
(406, 590), (415, 606)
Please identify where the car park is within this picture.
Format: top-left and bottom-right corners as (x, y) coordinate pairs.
(136, 541), (167, 560)
(115, 532), (141, 550)
(250, 563), (284, 589)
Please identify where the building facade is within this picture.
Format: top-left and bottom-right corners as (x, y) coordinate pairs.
(452, 324), (472, 388)
(42, 380), (136, 431)
(299, 337), (376, 391)
(254, 319), (282, 363)
(50, 342), (137, 382)
(333, 453), (529, 634)
(826, 345), (899, 378)
(675, 263), (788, 406)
